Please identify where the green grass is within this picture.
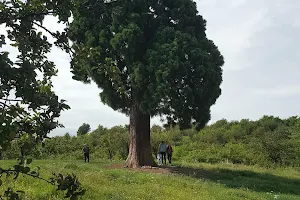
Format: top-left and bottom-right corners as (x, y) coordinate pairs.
(1, 160), (300, 199)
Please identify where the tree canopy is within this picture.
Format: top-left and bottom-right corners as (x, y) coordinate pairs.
(69, 0), (224, 130)
(77, 123), (91, 136)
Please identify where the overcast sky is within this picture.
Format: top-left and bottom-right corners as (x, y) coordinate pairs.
(3, 0), (300, 136)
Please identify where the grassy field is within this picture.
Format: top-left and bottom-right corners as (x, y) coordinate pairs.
(1, 160), (300, 200)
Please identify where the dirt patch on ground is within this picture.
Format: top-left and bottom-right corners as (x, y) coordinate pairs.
(104, 163), (214, 179)
(105, 164), (180, 174)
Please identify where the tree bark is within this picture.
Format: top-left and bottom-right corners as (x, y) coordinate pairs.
(125, 102), (155, 168)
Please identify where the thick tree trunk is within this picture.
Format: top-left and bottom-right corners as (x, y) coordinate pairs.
(125, 102), (155, 168)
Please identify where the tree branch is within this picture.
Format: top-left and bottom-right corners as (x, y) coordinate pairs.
(0, 101), (9, 107)
(2, 169), (55, 185)
(17, 11), (56, 21)
(32, 21), (75, 55)
(0, 98), (22, 102)
(0, 11), (56, 24)
(32, 21), (57, 38)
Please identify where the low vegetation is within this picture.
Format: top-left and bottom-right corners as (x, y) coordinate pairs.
(3, 115), (300, 168)
(2, 114), (300, 199)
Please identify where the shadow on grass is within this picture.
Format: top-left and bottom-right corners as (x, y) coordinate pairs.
(165, 165), (300, 195)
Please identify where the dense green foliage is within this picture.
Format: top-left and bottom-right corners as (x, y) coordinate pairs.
(4, 115), (300, 167)
(69, 0), (224, 130)
(0, 0), (71, 152)
(3, 125), (129, 161)
(1, 160), (300, 200)
(77, 123), (91, 136)
(173, 116), (300, 167)
(0, 1), (87, 199)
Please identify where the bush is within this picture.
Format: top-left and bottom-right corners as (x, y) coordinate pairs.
(4, 116), (300, 168)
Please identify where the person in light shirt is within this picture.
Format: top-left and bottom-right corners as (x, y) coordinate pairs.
(158, 141), (167, 165)
(0, 146), (2, 160)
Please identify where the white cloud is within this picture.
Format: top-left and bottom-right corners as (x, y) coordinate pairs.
(252, 85), (300, 97)
(197, 0), (300, 123)
(196, 0), (272, 70)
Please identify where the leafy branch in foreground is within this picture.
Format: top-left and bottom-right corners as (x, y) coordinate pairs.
(0, 158), (85, 200)
(0, 0), (72, 151)
(0, 0), (85, 199)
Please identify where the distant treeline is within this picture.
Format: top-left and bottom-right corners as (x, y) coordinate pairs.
(3, 115), (300, 167)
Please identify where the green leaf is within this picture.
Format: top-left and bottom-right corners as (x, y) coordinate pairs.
(22, 167), (30, 174)
(14, 165), (22, 172)
(26, 158), (33, 165)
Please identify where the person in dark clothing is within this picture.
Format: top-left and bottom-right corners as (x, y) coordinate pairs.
(0, 146), (2, 160)
(166, 144), (173, 164)
(158, 141), (167, 165)
(82, 144), (90, 162)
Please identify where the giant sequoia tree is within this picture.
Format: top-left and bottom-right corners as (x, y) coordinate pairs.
(69, 0), (224, 168)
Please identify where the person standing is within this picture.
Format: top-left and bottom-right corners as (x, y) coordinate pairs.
(82, 144), (90, 163)
(0, 146), (2, 160)
(158, 141), (167, 165)
(166, 144), (173, 165)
